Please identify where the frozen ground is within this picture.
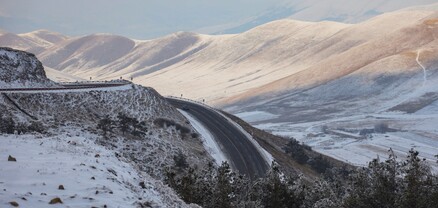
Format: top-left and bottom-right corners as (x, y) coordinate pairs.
(235, 111), (279, 123)
(238, 109), (438, 170)
(0, 129), (191, 208)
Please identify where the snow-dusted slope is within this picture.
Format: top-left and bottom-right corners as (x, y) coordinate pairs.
(224, 10), (438, 110)
(0, 30), (67, 54)
(5, 8), (432, 109)
(2, 9), (437, 110)
(0, 47), (57, 88)
(140, 9), (438, 106)
(0, 132), (191, 207)
(199, 1), (438, 35)
(19, 29), (68, 45)
(281, 0), (438, 23)
(0, 48), (211, 207)
(39, 34), (135, 71)
(44, 65), (85, 82)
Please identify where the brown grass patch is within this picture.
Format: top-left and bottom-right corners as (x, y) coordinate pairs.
(424, 18), (438, 26)
(401, 51), (417, 59)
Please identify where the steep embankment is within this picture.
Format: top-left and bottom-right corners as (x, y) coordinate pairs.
(0, 48), (211, 207)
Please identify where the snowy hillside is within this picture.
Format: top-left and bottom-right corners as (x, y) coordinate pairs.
(0, 47), (57, 88)
(44, 65), (85, 82)
(0, 131), (192, 208)
(1, 8), (436, 107)
(2, 8), (438, 172)
(201, 1), (438, 35)
(0, 48), (212, 207)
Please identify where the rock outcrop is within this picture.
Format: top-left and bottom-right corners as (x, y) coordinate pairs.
(0, 47), (57, 88)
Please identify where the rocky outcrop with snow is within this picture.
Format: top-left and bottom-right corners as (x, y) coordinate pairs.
(0, 47), (57, 88)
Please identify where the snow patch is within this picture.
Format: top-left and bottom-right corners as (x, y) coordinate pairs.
(0, 130), (189, 207)
(235, 111), (279, 122)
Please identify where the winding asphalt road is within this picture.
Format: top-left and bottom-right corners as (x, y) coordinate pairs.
(167, 98), (269, 179)
(0, 82), (269, 178)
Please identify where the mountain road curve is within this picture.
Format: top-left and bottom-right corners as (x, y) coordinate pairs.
(166, 98), (269, 179)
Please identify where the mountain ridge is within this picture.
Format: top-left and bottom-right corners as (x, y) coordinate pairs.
(1, 8), (437, 112)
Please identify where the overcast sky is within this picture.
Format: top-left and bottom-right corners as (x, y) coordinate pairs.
(1, 0), (437, 39)
(0, 0), (284, 39)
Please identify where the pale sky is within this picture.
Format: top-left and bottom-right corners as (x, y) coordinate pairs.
(0, 0), (283, 39)
(1, 0), (437, 39)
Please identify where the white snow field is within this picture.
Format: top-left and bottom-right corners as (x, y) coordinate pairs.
(250, 110), (438, 170)
(235, 111), (279, 123)
(0, 130), (192, 208)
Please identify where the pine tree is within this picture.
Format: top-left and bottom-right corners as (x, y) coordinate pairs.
(173, 151), (189, 170)
(344, 149), (399, 208)
(399, 149), (432, 208)
(212, 162), (232, 208)
(117, 113), (131, 135)
(97, 116), (114, 138)
(0, 116), (15, 134)
(179, 167), (198, 203)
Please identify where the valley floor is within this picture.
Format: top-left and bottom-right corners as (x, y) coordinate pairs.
(237, 109), (438, 170)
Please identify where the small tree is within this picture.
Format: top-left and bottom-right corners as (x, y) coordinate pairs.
(0, 116), (15, 134)
(117, 113), (131, 135)
(285, 139), (309, 164)
(173, 151), (189, 170)
(133, 120), (147, 136)
(179, 168), (198, 203)
(28, 121), (45, 133)
(97, 116), (114, 138)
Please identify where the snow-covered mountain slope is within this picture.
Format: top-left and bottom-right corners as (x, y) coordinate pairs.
(223, 11), (438, 112)
(2, 8), (434, 109)
(135, 9), (438, 107)
(1, 82), (210, 182)
(0, 30), (67, 54)
(18, 29), (68, 45)
(282, 0), (438, 23)
(199, 1), (438, 35)
(0, 132), (191, 208)
(38, 34), (135, 71)
(44, 65), (85, 82)
(0, 48), (211, 207)
(72, 32), (209, 79)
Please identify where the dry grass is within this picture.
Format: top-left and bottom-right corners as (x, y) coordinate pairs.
(401, 51), (418, 59)
(424, 18), (438, 26)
